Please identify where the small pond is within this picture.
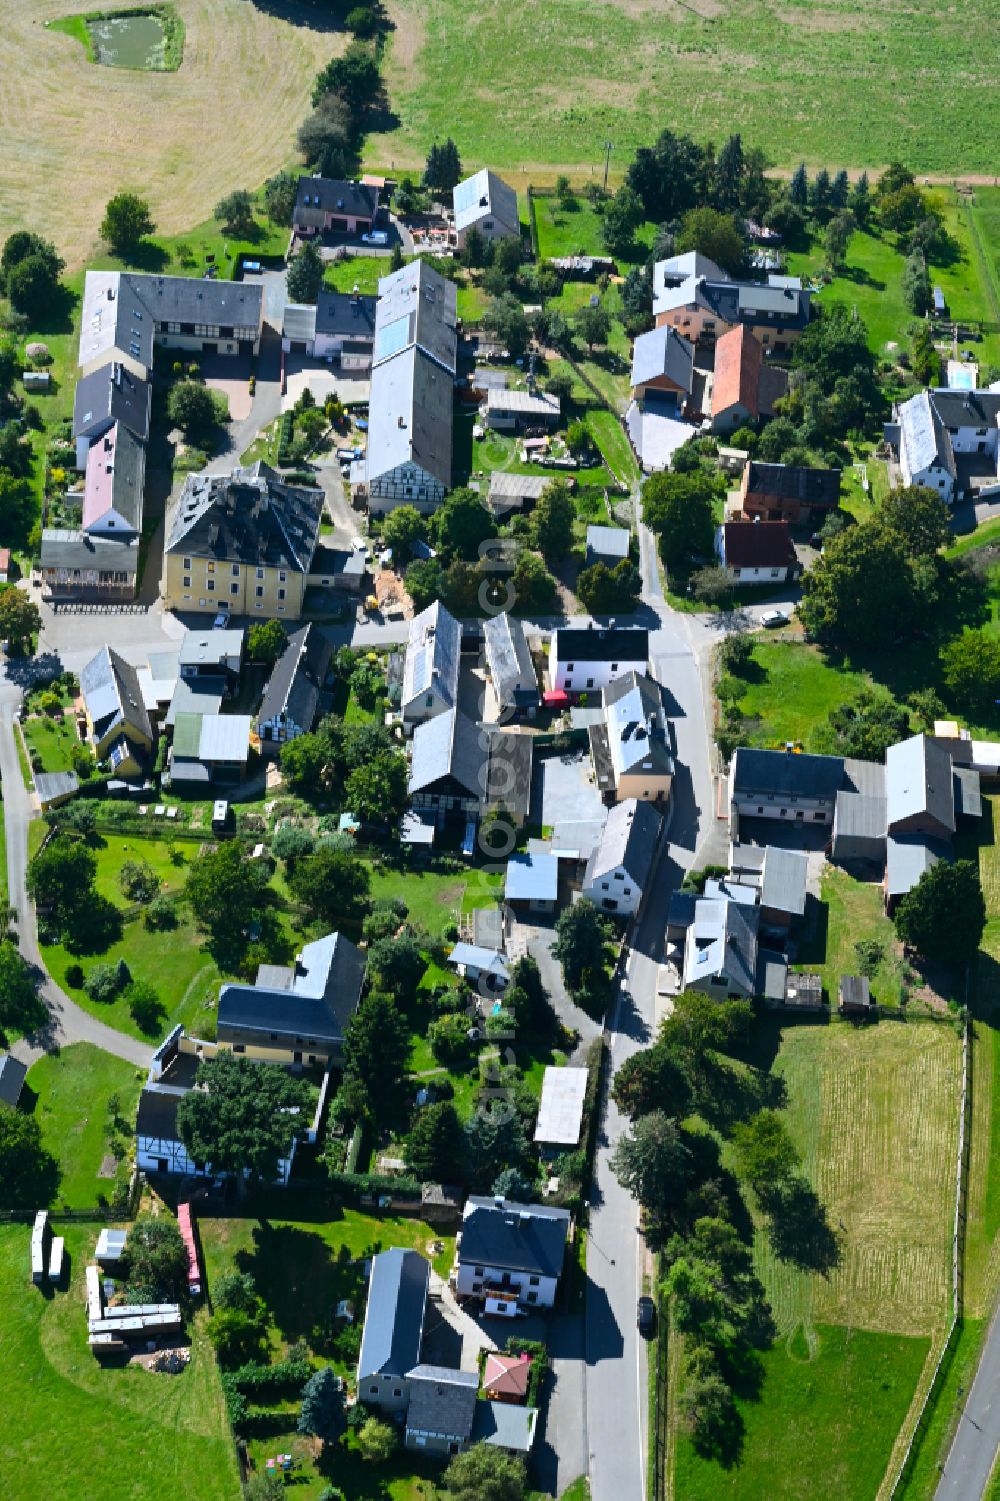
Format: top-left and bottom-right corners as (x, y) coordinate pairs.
(87, 12), (167, 70)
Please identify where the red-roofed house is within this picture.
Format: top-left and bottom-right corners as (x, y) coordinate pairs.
(710, 326), (788, 434)
(483, 1351), (532, 1404)
(716, 520), (799, 583)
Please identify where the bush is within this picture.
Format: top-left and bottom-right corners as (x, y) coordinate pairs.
(272, 825), (316, 862)
(65, 962), (84, 989)
(85, 958), (130, 1003)
(119, 858), (159, 904)
(144, 894), (178, 931)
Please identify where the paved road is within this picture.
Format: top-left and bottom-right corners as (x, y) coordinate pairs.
(935, 1300), (1000, 1499)
(0, 687), (154, 1070)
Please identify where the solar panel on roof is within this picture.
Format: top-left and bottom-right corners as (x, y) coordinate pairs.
(454, 175), (483, 215)
(374, 314), (411, 363)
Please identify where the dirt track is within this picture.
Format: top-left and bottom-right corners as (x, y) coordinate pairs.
(0, 0), (341, 266)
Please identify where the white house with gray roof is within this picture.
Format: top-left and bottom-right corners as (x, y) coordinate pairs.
(360, 260), (458, 515)
(80, 644), (154, 774)
(582, 797), (662, 917)
(216, 931), (365, 1066)
(455, 1197), (570, 1309)
(453, 169), (519, 249)
(629, 324), (695, 402)
(890, 387), (1000, 503)
(402, 601), (461, 725)
(483, 611), (538, 717)
(78, 270), (263, 379)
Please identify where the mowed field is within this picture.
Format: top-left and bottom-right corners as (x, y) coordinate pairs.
(369, 0), (1000, 177)
(675, 1018), (961, 1500)
(757, 1022), (961, 1340)
(0, 1224), (238, 1501)
(0, 0), (339, 265)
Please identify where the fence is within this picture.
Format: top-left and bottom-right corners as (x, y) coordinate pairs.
(0, 1166), (142, 1225)
(883, 992), (971, 1499)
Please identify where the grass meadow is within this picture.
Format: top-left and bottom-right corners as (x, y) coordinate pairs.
(0, 1224), (238, 1501)
(25, 1043), (143, 1208)
(731, 639), (870, 750)
(676, 1016), (961, 1498)
(369, 0), (1000, 177)
(0, 0), (337, 265)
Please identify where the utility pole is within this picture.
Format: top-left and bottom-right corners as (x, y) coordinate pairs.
(603, 140), (613, 194)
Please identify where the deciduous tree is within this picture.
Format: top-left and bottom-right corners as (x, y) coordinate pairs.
(287, 843), (370, 924)
(287, 242), (325, 304)
(100, 193), (155, 256)
(177, 1052), (311, 1182)
(0, 1104), (59, 1208)
(893, 859), (986, 966)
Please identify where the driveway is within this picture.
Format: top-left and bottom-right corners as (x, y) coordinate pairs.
(532, 748), (608, 856)
(204, 327), (283, 475)
(512, 913), (601, 1060)
(0, 685), (153, 1071)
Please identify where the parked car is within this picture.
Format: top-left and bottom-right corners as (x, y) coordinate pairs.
(362, 231), (388, 246)
(637, 1296), (656, 1338)
(759, 608), (789, 629)
(212, 613), (230, 629)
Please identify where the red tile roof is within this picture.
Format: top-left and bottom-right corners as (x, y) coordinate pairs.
(722, 520), (797, 569)
(483, 1351), (532, 1400)
(712, 325), (763, 420)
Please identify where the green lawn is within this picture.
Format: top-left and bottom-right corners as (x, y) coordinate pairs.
(899, 1319), (986, 1501)
(25, 1043), (142, 1208)
(38, 833), (228, 1043)
(796, 865), (908, 1011)
(0, 1223), (238, 1501)
(22, 714), (90, 776)
(674, 1324), (930, 1501)
(733, 640), (870, 750)
(368, 1), (1000, 176)
(968, 187), (1000, 322)
(455, 409), (613, 489)
(785, 191), (1000, 363)
(533, 193), (655, 267)
(367, 861), (471, 938)
(586, 408), (639, 489)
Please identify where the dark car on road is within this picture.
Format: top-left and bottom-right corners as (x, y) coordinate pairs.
(637, 1295), (656, 1338)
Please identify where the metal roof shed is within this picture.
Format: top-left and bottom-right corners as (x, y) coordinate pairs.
(505, 851), (559, 904)
(534, 1066), (588, 1148)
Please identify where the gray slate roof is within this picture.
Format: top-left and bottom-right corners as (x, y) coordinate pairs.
(405, 1366), (479, 1441)
(954, 766), (982, 819)
(217, 932), (366, 1046)
(358, 1248), (429, 1383)
(409, 708), (486, 798)
(885, 734), (955, 835)
(731, 747), (844, 800)
(630, 325), (694, 392)
(166, 462), (323, 573)
(257, 624), (331, 735)
(486, 730), (533, 823)
(81, 645), (152, 745)
(79, 272), (262, 372)
(886, 834), (947, 897)
(40, 529), (138, 575)
(0, 1054), (27, 1107)
(685, 895), (759, 995)
(585, 797), (661, 889)
(471, 1400), (538, 1453)
(315, 289), (378, 339)
(73, 362), (151, 442)
(459, 1198), (570, 1279)
(760, 846), (808, 917)
(294, 175), (378, 225)
(586, 525), (631, 561)
(834, 790), (888, 842)
(604, 672), (674, 781)
(553, 626), (648, 666)
(483, 612), (538, 710)
(897, 390), (956, 478)
(403, 601), (461, 712)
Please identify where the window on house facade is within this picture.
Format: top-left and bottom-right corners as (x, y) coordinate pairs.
(183, 557), (191, 569)
(183, 576), (191, 588)
(207, 561), (216, 573)
(231, 564), (240, 577)
(278, 571), (287, 583)
(278, 588), (286, 601)
(230, 583), (239, 595)
(256, 567), (265, 580)
(255, 585), (264, 598)
(207, 580), (215, 592)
